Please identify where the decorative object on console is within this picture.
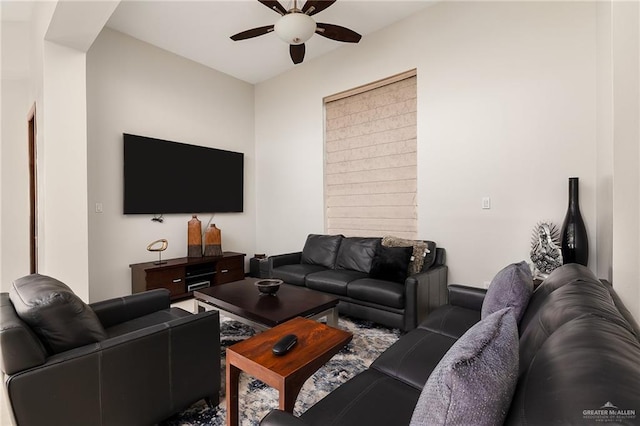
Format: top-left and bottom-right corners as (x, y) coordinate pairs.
(529, 221), (562, 278)
(560, 177), (589, 266)
(147, 238), (168, 265)
(255, 279), (283, 296)
(204, 224), (223, 257)
(187, 215), (203, 257)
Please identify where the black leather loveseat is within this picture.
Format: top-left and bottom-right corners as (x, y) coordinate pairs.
(261, 263), (640, 426)
(268, 234), (448, 331)
(0, 274), (221, 426)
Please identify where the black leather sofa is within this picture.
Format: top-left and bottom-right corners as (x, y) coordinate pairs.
(261, 264), (640, 426)
(0, 274), (220, 426)
(268, 234), (448, 331)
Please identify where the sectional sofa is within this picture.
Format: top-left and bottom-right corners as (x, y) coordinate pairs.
(268, 234), (448, 331)
(261, 263), (640, 426)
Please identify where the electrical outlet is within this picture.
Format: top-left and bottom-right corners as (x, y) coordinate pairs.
(482, 197), (491, 209)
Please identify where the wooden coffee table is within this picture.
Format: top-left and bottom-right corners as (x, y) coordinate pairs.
(194, 278), (339, 331)
(226, 316), (353, 426)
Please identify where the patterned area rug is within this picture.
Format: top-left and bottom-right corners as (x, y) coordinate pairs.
(165, 315), (401, 426)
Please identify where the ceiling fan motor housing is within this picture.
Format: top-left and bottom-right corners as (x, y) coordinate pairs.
(274, 12), (316, 45)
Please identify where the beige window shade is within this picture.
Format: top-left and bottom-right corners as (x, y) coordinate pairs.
(324, 72), (417, 239)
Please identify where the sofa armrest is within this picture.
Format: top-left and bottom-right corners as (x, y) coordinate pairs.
(268, 252), (302, 271)
(448, 284), (486, 311)
(89, 288), (171, 328)
(0, 293), (47, 375)
(404, 265), (449, 330)
(260, 410), (310, 426)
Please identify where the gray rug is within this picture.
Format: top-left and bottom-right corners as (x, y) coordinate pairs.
(165, 315), (401, 426)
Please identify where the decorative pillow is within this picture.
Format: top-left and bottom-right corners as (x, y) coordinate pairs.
(481, 261), (533, 322)
(409, 308), (519, 426)
(422, 241), (437, 271)
(9, 274), (108, 354)
(335, 237), (380, 273)
(382, 235), (430, 275)
(369, 245), (413, 284)
(301, 234), (343, 269)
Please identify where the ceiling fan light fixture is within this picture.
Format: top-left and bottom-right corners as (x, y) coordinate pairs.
(274, 12), (316, 45)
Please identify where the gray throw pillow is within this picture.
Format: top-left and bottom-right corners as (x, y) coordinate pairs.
(410, 308), (519, 426)
(481, 260), (533, 322)
(10, 274), (108, 354)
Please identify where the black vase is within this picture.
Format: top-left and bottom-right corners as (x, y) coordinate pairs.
(560, 177), (589, 266)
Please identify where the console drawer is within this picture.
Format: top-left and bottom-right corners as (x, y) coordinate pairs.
(146, 268), (186, 296)
(215, 257), (244, 284)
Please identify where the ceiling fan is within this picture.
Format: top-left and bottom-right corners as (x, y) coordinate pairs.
(230, 0), (362, 65)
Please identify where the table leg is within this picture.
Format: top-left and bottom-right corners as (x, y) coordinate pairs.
(327, 308), (339, 328)
(226, 362), (241, 426)
(279, 381), (306, 413)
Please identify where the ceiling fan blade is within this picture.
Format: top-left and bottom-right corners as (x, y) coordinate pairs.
(316, 23), (362, 43)
(258, 0), (287, 15)
(230, 25), (274, 41)
(290, 44), (305, 64)
(302, 0), (336, 16)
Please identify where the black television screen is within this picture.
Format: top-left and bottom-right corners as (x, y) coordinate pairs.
(123, 134), (243, 214)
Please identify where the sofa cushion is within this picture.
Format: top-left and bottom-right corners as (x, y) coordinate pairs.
(369, 245), (413, 284)
(271, 264), (327, 286)
(335, 237), (379, 273)
(372, 327), (457, 390)
(518, 276), (636, 376)
(481, 260), (533, 322)
(301, 234), (343, 269)
(381, 236), (431, 275)
(347, 278), (405, 309)
(300, 369), (420, 426)
(419, 304), (482, 339)
(410, 308), (519, 426)
(506, 315), (640, 426)
(9, 274), (108, 354)
(305, 270), (367, 296)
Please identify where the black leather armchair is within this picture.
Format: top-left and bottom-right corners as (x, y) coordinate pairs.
(0, 274), (220, 426)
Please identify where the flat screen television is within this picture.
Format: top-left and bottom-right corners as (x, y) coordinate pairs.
(123, 133), (243, 214)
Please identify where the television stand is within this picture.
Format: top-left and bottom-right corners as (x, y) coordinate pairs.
(130, 252), (246, 301)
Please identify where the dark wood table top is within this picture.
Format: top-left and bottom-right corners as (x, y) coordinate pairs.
(194, 278), (339, 327)
(226, 316), (353, 424)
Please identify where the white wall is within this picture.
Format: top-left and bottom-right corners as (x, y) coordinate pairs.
(256, 1), (598, 286)
(86, 28), (255, 302)
(611, 1), (640, 321)
(1, 21), (31, 290)
(596, 1), (614, 285)
(40, 41), (90, 300)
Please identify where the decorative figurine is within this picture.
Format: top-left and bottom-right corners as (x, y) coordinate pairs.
(530, 221), (563, 279)
(147, 239), (168, 265)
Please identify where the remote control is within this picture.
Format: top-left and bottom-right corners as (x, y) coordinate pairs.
(272, 334), (298, 356)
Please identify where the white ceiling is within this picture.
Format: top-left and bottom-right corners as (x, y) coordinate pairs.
(105, 1), (436, 84)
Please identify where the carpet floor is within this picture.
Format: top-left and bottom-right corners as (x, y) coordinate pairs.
(164, 315), (401, 426)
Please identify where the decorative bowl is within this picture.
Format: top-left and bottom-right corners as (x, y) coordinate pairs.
(255, 279), (283, 295)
